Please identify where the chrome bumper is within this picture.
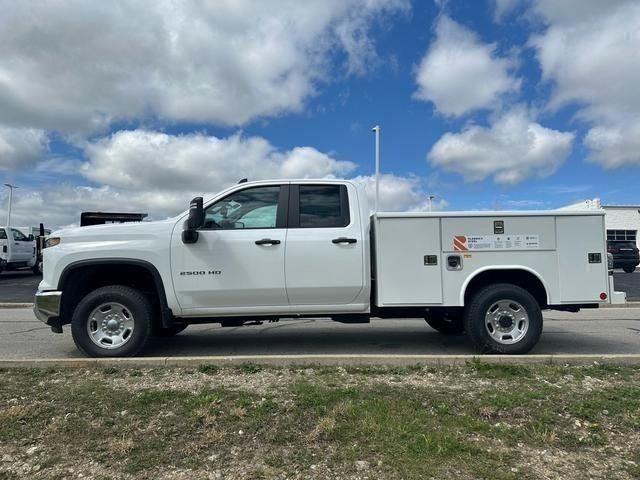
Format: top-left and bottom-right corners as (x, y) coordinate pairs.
(34, 291), (62, 326)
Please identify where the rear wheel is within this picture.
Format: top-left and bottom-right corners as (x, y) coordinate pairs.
(425, 310), (464, 334)
(464, 284), (542, 354)
(71, 285), (153, 357)
(623, 266), (636, 273)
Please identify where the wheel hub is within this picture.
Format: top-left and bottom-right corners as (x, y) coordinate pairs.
(87, 302), (135, 349)
(497, 314), (514, 330)
(485, 300), (529, 345)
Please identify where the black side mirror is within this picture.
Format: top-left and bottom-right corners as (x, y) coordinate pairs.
(182, 197), (204, 244)
(28, 234), (34, 242)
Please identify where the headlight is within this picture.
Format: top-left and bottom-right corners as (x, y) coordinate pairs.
(44, 237), (61, 248)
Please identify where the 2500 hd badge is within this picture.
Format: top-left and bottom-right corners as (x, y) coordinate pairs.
(179, 270), (222, 276)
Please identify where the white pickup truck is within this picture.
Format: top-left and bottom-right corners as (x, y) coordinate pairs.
(34, 179), (625, 357)
(0, 227), (39, 276)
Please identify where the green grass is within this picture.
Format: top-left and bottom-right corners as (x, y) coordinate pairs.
(0, 363), (639, 479)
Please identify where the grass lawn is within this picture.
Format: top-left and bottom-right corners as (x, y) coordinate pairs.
(0, 362), (639, 479)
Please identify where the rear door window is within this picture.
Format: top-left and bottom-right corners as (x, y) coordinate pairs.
(298, 185), (350, 228)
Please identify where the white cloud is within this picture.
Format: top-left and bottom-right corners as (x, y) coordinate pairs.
(82, 130), (357, 195)
(584, 121), (640, 168)
(0, 129), (436, 228)
(529, 0), (640, 166)
(351, 173), (447, 212)
(427, 107), (574, 184)
(0, 0), (408, 133)
(0, 127), (48, 170)
(414, 15), (520, 117)
(493, 0), (526, 22)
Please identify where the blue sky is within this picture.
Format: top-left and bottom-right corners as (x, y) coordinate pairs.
(1, 0), (639, 227)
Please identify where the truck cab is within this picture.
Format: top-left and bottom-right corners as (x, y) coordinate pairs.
(33, 179), (625, 357)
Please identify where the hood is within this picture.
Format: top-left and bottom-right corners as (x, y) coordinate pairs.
(53, 218), (178, 242)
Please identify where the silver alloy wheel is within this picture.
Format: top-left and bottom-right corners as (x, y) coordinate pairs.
(86, 302), (135, 349)
(484, 299), (529, 345)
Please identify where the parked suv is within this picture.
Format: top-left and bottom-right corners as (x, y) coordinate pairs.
(607, 241), (639, 273)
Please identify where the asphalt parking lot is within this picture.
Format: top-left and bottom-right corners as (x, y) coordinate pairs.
(2, 306), (640, 359)
(2, 269), (640, 304)
(0, 271), (42, 303)
(1, 270), (640, 358)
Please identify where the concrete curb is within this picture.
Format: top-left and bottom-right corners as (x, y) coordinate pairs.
(0, 303), (33, 308)
(599, 301), (640, 308)
(2, 354), (640, 369)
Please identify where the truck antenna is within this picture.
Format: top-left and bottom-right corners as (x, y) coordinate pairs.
(371, 125), (380, 212)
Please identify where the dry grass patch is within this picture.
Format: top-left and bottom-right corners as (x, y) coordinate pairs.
(0, 363), (638, 479)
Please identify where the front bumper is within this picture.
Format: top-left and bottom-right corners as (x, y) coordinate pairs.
(34, 291), (63, 331)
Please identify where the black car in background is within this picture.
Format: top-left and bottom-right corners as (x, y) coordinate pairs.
(607, 240), (640, 273)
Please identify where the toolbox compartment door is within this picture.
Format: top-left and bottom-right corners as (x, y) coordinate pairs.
(556, 215), (608, 302)
(375, 217), (443, 305)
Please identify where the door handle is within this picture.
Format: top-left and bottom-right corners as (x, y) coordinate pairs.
(332, 237), (357, 244)
(255, 238), (281, 246)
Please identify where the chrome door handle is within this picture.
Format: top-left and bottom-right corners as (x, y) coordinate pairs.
(255, 238), (281, 246)
(332, 237), (357, 244)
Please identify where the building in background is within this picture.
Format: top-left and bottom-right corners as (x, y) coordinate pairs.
(560, 199), (640, 247)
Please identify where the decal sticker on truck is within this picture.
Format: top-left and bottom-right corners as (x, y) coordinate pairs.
(453, 235), (539, 251)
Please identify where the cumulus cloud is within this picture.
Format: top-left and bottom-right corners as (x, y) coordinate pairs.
(414, 15), (520, 117)
(529, 0), (640, 166)
(0, 130), (438, 228)
(82, 130), (357, 194)
(0, 0), (407, 133)
(351, 174), (447, 212)
(427, 108), (574, 184)
(493, 0), (526, 21)
(0, 127), (48, 170)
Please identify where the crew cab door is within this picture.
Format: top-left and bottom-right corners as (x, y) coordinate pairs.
(171, 184), (289, 312)
(0, 228), (8, 262)
(10, 228), (33, 262)
(285, 183), (365, 306)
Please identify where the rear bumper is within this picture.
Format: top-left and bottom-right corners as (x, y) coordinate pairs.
(612, 258), (639, 268)
(608, 276), (626, 305)
(34, 291), (62, 329)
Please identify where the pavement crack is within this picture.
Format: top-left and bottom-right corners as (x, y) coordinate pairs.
(1, 326), (49, 335)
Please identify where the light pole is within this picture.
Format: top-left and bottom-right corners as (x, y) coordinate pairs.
(371, 125), (380, 212)
(427, 195), (436, 212)
(4, 184), (17, 227)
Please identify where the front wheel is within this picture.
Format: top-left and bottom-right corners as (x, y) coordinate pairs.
(464, 284), (543, 354)
(71, 285), (153, 357)
(623, 266), (636, 273)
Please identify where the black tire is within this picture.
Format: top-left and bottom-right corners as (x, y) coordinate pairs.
(623, 266), (636, 273)
(464, 283), (543, 354)
(425, 310), (464, 334)
(71, 285), (153, 357)
(155, 324), (188, 337)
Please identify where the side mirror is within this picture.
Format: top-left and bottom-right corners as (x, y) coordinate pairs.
(182, 197), (204, 244)
(28, 234), (34, 242)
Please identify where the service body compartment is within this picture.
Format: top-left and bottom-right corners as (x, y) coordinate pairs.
(373, 211), (609, 308)
(374, 216), (443, 305)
